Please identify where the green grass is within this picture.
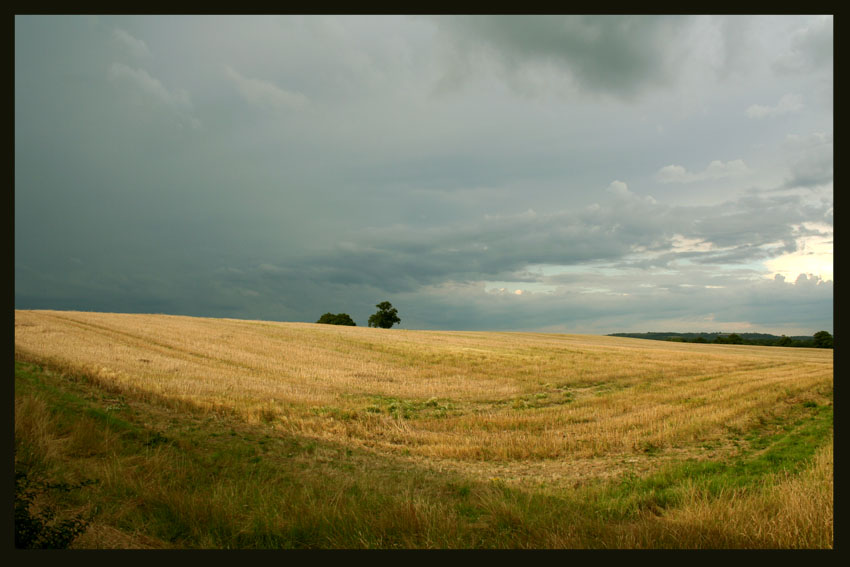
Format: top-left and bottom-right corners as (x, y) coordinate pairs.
(14, 360), (832, 549)
(600, 401), (832, 520)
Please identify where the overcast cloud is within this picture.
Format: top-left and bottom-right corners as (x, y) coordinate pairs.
(15, 15), (833, 335)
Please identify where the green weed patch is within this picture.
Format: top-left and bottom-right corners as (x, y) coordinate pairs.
(599, 401), (833, 520)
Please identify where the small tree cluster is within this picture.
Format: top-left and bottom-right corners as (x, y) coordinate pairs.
(316, 313), (357, 326)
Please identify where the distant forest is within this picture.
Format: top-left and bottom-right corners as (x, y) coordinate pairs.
(608, 331), (833, 348)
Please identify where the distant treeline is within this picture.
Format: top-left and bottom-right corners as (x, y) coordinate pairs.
(608, 331), (833, 348)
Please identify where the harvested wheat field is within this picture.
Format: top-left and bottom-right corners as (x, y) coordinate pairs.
(14, 309), (833, 548)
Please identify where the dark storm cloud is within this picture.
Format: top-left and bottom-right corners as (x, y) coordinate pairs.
(308, 198), (669, 291)
(688, 193), (825, 250)
(289, 190), (825, 291)
(15, 15), (832, 335)
(393, 272), (832, 335)
(430, 15), (693, 99)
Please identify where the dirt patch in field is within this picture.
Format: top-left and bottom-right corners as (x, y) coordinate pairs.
(393, 441), (745, 490)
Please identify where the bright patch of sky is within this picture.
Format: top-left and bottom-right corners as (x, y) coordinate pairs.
(764, 223), (833, 283)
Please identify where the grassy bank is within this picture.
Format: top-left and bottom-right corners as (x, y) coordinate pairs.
(14, 355), (832, 548)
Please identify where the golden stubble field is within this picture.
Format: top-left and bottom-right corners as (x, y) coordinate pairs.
(14, 309), (833, 487)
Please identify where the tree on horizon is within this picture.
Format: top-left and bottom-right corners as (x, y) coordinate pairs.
(368, 301), (400, 329)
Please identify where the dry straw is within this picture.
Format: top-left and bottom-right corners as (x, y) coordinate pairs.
(15, 309), (833, 485)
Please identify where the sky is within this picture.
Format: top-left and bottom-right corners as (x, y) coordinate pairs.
(14, 15), (833, 335)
